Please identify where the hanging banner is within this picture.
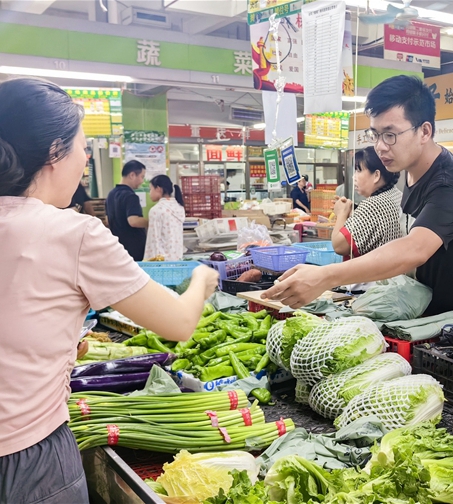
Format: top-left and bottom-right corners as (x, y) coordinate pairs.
(342, 12), (354, 97)
(384, 21), (440, 70)
(302, 0), (345, 114)
(280, 139), (301, 184)
(247, 0), (302, 25)
(264, 148), (281, 183)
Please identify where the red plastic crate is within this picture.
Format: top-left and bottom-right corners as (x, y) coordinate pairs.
(181, 176), (220, 195)
(248, 301), (293, 320)
(185, 193), (222, 219)
(384, 336), (440, 363)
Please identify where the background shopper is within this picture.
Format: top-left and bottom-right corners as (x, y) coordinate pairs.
(144, 174), (185, 261)
(331, 146), (402, 259)
(105, 160), (148, 261)
(0, 78), (218, 504)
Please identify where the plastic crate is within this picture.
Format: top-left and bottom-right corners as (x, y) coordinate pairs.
(310, 190), (336, 212)
(137, 260), (200, 286)
(250, 246), (309, 272)
(221, 275), (275, 295)
(384, 336), (440, 363)
(185, 193), (222, 219)
(181, 175), (220, 195)
(260, 201), (292, 216)
(195, 217), (249, 241)
(315, 225), (334, 240)
(412, 345), (453, 399)
(200, 255), (253, 288)
(248, 301), (293, 320)
(293, 241), (342, 266)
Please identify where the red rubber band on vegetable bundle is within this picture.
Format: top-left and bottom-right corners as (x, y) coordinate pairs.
(276, 418), (286, 437)
(76, 399), (91, 418)
(219, 427), (231, 443)
(228, 390), (238, 410)
(205, 410), (219, 427)
(239, 408), (252, 426)
(106, 424), (120, 445)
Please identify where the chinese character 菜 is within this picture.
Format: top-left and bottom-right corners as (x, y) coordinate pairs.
(234, 51), (252, 75)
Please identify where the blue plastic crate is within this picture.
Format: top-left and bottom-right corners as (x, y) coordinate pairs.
(250, 246), (309, 272)
(137, 261), (200, 286)
(293, 241), (342, 266)
(200, 255), (253, 289)
(85, 309), (96, 320)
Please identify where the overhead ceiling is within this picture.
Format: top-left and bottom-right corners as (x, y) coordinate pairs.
(1, 0), (453, 128)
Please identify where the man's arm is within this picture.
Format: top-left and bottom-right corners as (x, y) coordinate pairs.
(128, 215), (148, 228)
(263, 227), (442, 308)
(295, 199), (310, 213)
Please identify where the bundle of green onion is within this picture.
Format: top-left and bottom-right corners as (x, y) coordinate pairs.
(68, 390), (294, 453)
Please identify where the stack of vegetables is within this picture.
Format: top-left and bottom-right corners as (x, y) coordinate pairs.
(202, 422), (453, 504)
(268, 315), (445, 429)
(68, 390), (295, 453)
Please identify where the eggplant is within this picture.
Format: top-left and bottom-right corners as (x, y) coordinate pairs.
(70, 372), (151, 393)
(71, 353), (174, 378)
(209, 251), (227, 261)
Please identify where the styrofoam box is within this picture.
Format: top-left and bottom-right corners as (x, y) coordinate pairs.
(195, 217), (249, 240)
(260, 202), (292, 216)
(165, 367), (293, 392)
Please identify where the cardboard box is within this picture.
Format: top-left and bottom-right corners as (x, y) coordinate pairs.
(222, 209), (271, 228)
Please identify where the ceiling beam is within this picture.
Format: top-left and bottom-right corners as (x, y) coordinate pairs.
(182, 15), (239, 36)
(2, 0), (57, 14)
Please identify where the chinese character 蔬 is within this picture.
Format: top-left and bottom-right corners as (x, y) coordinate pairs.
(137, 40), (161, 66)
(233, 51), (252, 75)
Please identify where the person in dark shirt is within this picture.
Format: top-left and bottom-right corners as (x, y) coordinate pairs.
(68, 182), (93, 214)
(105, 160), (148, 261)
(262, 75), (453, 316)
(290, 177), (310, 213)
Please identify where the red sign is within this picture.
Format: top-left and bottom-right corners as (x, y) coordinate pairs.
(206, 145), (223, 162)
(384, 21), (440, 69)
(225, 146), (243, 162)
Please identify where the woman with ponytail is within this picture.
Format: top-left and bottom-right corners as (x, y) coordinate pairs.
(331, 146), (403, 259)
(144, 174), (185, 260)
(0, 79), (218, 503)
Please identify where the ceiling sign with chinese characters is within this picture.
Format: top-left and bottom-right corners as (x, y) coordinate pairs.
(305, 112), (350, 149)
(384, 21), (440, 69)
(203, 145), (244, 162)
(65, 88), (123, 137)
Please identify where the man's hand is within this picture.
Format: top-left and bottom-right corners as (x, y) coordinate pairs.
(77, 340), (89, 360)
(260, 264), (330, 308)
(191, 265), (220, 300)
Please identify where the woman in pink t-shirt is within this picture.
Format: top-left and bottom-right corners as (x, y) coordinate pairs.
(0, 78), (218, 504)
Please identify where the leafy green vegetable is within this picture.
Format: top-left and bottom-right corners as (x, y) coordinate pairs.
(204, 470), (278, 504)
(423, 458), (453, 503)
(280, 312), (324, 370)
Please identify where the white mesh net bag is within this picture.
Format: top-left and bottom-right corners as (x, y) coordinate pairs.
(266, 320), (288, 370)
(290, 316), (386, 387)
(266, 313), (325, 371)
(334, 374), (445, 431)
(308, 353), (412, 419)
(295, 380), (311, 405)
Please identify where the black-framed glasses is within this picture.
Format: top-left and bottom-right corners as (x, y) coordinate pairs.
(364, 125), (419, 146)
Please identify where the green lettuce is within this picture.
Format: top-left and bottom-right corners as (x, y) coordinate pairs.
(280, 312), (324, 370)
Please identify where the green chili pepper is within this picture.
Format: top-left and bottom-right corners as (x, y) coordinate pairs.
(254, 353), (270, 373)
(215, 343), (264, 358)
(228, 351), (272, 404)
(202, 303), (215, 318)
(267, 362), (279, 375)
(180, 347), (201, 359)
(199, 335), (252, 360)
(206, 355), (230, 367)
(249, 309), (268, 319)
(146, 334), (172, 353)
(198, 363), (234, 382)
(191, 355), (203, 367)
(241, 314), (260, 331)
(174, 337), (197, 355)
(192, 332), (213, 343)
(245, 356), (262, 370)
(199, 330), (227, 350)
(171, 358), (191, 372)
(259, 315), (272, 332)
(196, 312), (222, 329)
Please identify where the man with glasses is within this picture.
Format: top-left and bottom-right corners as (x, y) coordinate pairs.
(263, 75), (453, 316)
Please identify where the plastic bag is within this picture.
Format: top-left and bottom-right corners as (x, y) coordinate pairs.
(351, 275), (432, 322)
(237, 221), (273, 251)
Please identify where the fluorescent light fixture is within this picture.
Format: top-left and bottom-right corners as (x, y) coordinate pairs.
(346, 0), (453, 25)
(297, 117), (305, 123)
(345, 107), (365, 114)
(0, 66), (134, 83)
(253, 122), (266, 129)
(342, 95), (367, 103)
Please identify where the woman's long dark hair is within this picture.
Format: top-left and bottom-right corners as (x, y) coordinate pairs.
(0, 78), (83, 197)
(355, 146), (399, 197)
(150, 174), (184, 207)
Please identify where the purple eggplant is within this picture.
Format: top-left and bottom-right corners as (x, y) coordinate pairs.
(71, 353), (174, 378)
(70, 372), (152, 393)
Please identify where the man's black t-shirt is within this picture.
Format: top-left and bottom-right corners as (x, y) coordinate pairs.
(105, 185), (146, 261)
(401, 147), (453, 315)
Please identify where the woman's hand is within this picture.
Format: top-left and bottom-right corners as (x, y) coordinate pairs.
(191, 265), (219, 300)
(77, 339), (89, 360)
(333, 196), (352, 218)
